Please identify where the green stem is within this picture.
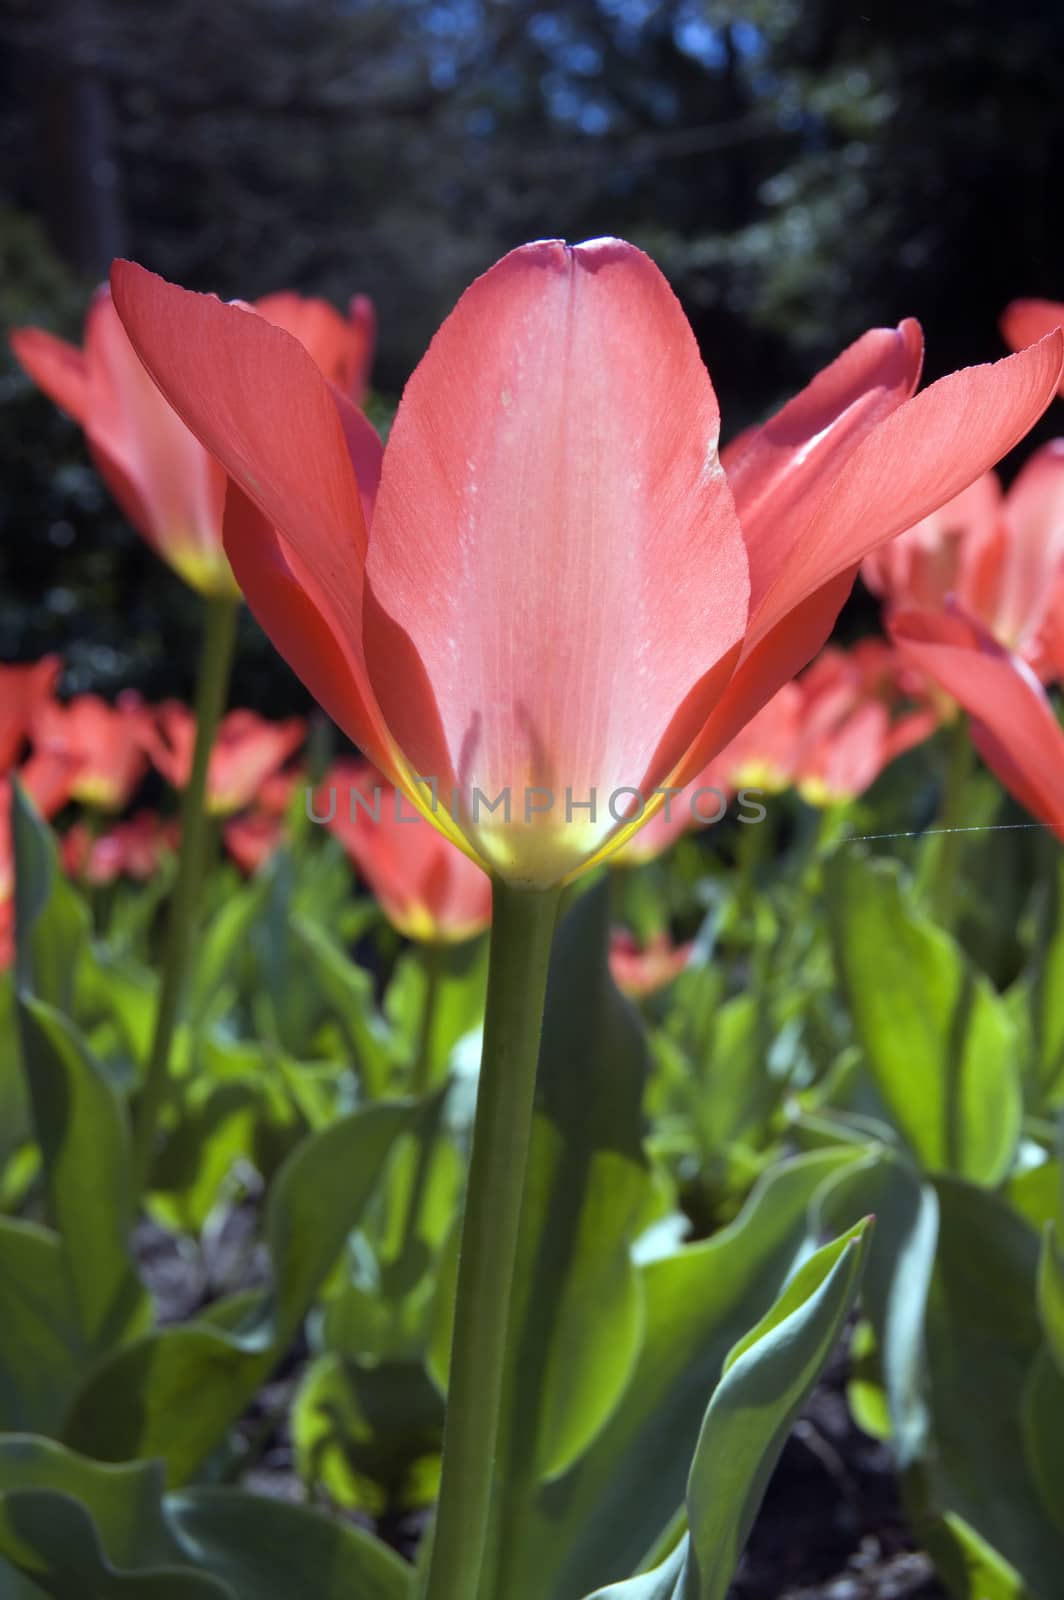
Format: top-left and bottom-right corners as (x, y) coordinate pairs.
(131, 594), (239, 1196)
(411, 942), (444, 1098)
(930, 712), (974, 933)
(421, 880), (561, 1600)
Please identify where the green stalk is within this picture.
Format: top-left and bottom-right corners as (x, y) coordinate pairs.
(930, 712), (974, 933)
(412, 941), (444, 1098)
(421, 880), (561, 1600)
(131, 593), (239, 1196)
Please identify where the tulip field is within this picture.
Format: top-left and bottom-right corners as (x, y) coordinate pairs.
(3, 241), (1064, 1600)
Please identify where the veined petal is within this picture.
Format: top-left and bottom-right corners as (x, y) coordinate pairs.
(727, 321), (924, 611)
(255, 290), (375, 402)
(994, 438), (1064, 648)
(890, 608), (1064, 836)
(364, 238), (750, 884)
(752, 333), (1064, 647)
(111, 261), (401, 779)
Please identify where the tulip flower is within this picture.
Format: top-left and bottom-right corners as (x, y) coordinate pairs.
(792, 642), (938, 807)
(10, 286), (377, 597)
(863, 442), (1064, 677)
(111, 245), (1061, 889)
(890, 608), (1064, 838)
(0, 656), (61, 772)
(110, 240), (1063, 1600)
(323, 764), (492, 944)
(609, 927), (693, 998)
(222, 770), (299, 875)
(1002, 300), (1064, 394)
(63, 810), (179, 887)
(142, 703), (305, 817)
(33, 691), (150, 812)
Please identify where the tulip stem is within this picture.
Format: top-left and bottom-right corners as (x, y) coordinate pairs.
(930, 713), (973, 933)
(421, 879), (561, 1600)
(131, 593), (239, 1197)
(412, 942), (444, 1098)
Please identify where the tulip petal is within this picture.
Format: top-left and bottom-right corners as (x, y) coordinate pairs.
(222, 483), (406, 782)
(9, 327), (89, 423)
(364, 238), (750, 880)
(753, 332), (1064, 645)
(111, 261), (401, 777)
(890, 609), (1064, 835)
(728, 320), (924, 611)
(255, 291), (374, 401)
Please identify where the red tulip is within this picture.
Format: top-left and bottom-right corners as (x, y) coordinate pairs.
(33, 692), (150, 812)
(863, 442), (1064, 676)
(110, 244), (1063, 886)
(222, 768), (299, 874)
(791, 641), (938, 806)
(63, 810), (179, 887)
(890, 608), (1064, 837)
(142, 703), (305, 817)
(10, 286), (376, 596)
(0, 656), (60, 771)
(609, 928), (693, 998)
(1002, 300), (1064, 394)
(323, 763), (492, 943)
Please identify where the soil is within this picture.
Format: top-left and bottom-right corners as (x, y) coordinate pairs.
(136, 1216), (947, 1599)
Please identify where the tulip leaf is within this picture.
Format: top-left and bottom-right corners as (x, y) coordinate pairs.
(289, 913), (394, 1097)
(0, 1222), (90, 1434)
(915, 1178), (1064, 1595)
(15, 996), (148, 1355)
(919, 1510), (1031, 1600)
(1037, 1221), (1064, 1375)
(0, 1435), (411, 1599)
(164, 1489), (413, 1599)
(1012, 850), (1064, 1104)
(681, 1220), (869, 1598)
(11, 782), (87, 1016)
(812, 1147), (938, 1467)
(494, 1144), (863, 1599)
(577, 1221), (869, 1600)
(63, 1101), (409, 1482)
(825, 851), (1021, 1184)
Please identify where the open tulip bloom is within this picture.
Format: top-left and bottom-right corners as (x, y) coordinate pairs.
(109, 238), (1062, 1600)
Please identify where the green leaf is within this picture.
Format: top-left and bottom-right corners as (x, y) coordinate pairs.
(63, 1102), (409, 1482)
(0, 1436), (411, 1599)
(680, 1221), (869, 1599)
(164, 1489), (412, 1599)
(920, 1510), (1031, 1600)
(916, 1178), (1064, 1595)
(1012, 851), (1064, 1104)
(289, 913), (393, 1097)
(11, 783), (87, 1015)
(499, 1145), (863, 1600)
(825, 852), (1021, 1184)
(0, 1223), (85, 1433)
(15, 998), (148, 1355)
(0, 1433), (186, 1568)
(1037, 1221), (1064, 1374)
(813, 1148), (938, 1467)
(580, 1540), (687, 1598)
(291, 1352), (443, 1516)
(1021, 1347), (1064, 1534)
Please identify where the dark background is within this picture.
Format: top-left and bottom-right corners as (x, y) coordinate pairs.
(1, 0), (1061, 709)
